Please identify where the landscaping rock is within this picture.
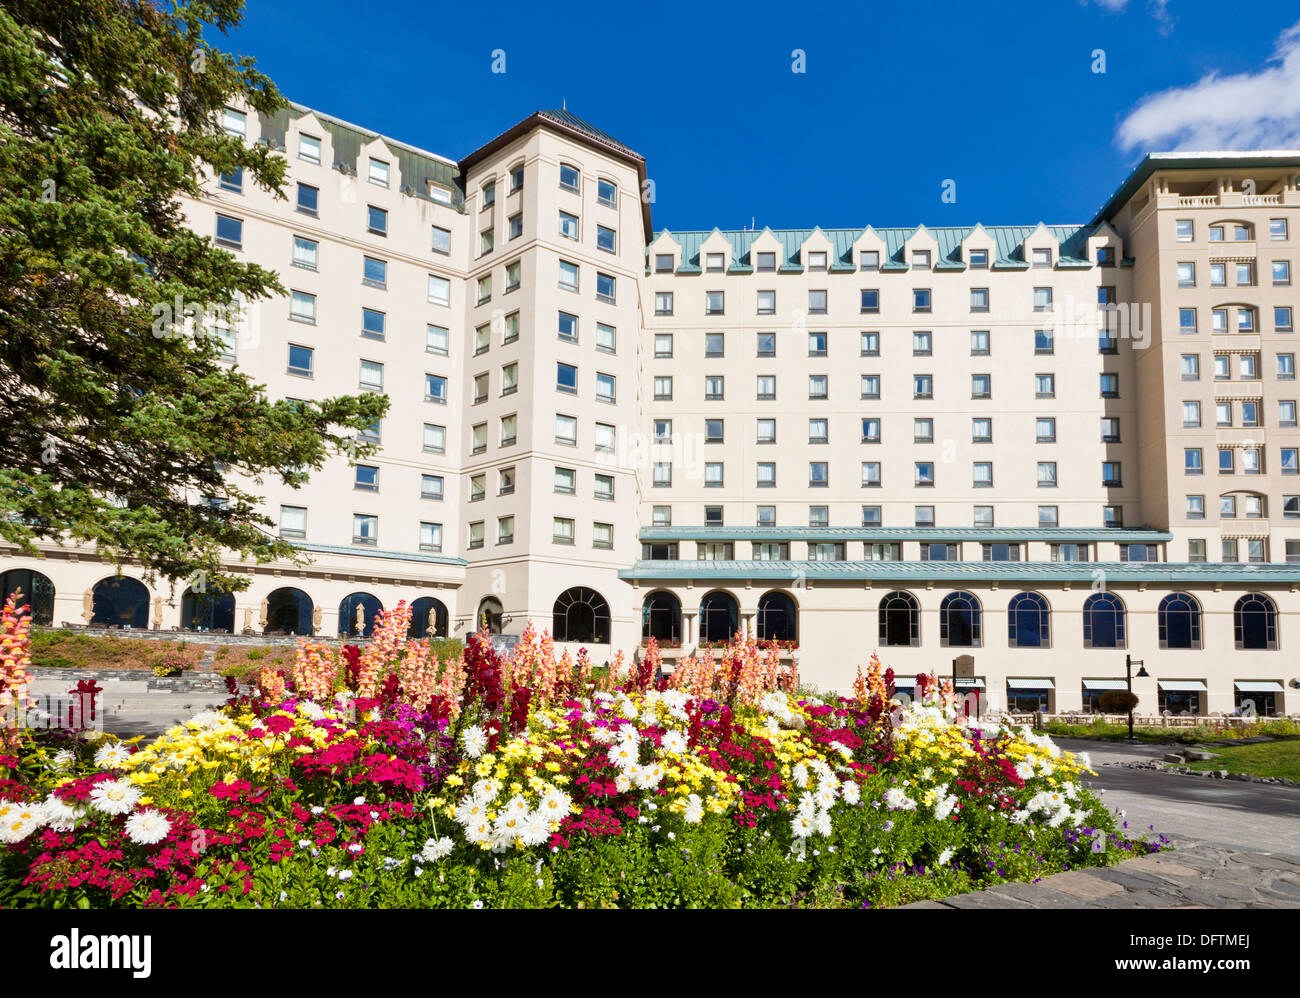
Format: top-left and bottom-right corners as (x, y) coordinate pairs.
(1184, 749), (1217, 762)
(1163, 753), (1185, 763)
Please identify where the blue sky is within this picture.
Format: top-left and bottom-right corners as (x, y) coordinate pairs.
(222, 0), (1300, 231)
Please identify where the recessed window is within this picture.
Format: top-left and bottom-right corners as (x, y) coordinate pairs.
(559, 211), (579, 240)
(968, 248), (988, 268)
(757, 375), (776, 400)
(219, 166), (243, 193)
(654, 333), (673, 358)
(368, 158), (389, 187)
(367, 205), (387, 236)
(705, 332), (725, 357)
(757, 290), (776, 314)
(705, 290), (724, 315)
(559, 260), (579, 292)
(509, 164), (524, 193)
(292, 236), (318, 270)
(596, 322), (616, 353)
(279, 504), (306, 538)
(757, 251), (776, 272)
(655, 254), (674, 273)
(508, 214), (523, 239)
(361, 308), (385, 341)
(420, 474), (444, 501)
(290, 290), (316, 324)
(481, 181), (495, 209)
(971, 374), (990, 398)
(298, 134), (321, 164)
(363, 256), (387, 288)
(1032, 248), (1052, 268)
(423, 423), (446, 454)
(553, 518), (575, 545)
(418, 522), (442, 553)
(286, 344), (313, 377)
(655, 291), (673, 315)
(912, 288), (931, 312)
(970, 288), (989, 312)
(596, 178), (616, 206)
(860, 250), (880, 271)
(558, 311), (578, 342)
(706, 252), (726, 272)
(215, 213), (243, 249)
(861, 289), (879, 313)
(808, 289), (827, 314)
(352, 514), (377, 546)
(559, 163), (580, 192)
(556, 362), (578, 394)
(596, 272), (616, 303)
(1175, 219), (1193, 242)
(596, 225), (616, 253)
(425, 374), (448, 404)
(706, 376), (725, 400)
(596, 372), (616, 403)
(480, 229), (494, 255)
(555, 414), (577, 446)
(427, 274), (450, 306)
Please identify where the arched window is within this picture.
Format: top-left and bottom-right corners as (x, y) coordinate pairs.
(0, 569), (55, 625)
(408, 597), (449, 639)
(181, 588), (235, 633)
(1158, 592), (1202, 649)
(338, 593), (383, 638)
(756, 591), (797, 643)
(1234, 593), (1277, 650)
(642, 591), (681, 644)
(879, 591), (919, 647)
(91, 576), (149, 629)
(553, 587), (610, 643)
(1007, 591), (1050, 649)
(265, 587), (313, 636)
(939, 591), (981, 647)
(477, 597), (503, 634)
(1082, 592), (1126, 649)
(699, 591), (739, 643)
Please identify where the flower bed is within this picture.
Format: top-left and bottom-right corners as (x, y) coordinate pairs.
(0, 596), (1163, 909)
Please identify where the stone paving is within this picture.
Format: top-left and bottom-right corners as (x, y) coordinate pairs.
(903, 841), (1300, 908)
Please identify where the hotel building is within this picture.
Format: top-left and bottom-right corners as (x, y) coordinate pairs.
(3, 105), (1298, 716)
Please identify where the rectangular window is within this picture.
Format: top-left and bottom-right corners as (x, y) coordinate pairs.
(861, 331), (880, 356)
(298, 134), (321, 164)
(555, 414), (577, 446)
(425, 374), (447, 404)
(352, 513), (378, 546)
(968, 249), (988, 268)
(427, 274), (450, 306)
(552, 518), (575, 545)
(359, 360), (384, 392)
(367, 205), (387, 236)
(361, 308), (385, 340)
(595, 272), (616, 303)
(912, 288), (931, 312)
(215, 213), (243, 249)
(596, 225), (616, 253)
(808, 289), (827, 314)
(757, 375), (776, 400)
(554, 467), (576, 495)
(286, 344), (313, 377)
(756, 462), (776, 488)
(705, 376), (725, 400)
(860, 250), (880, 271)
(419, 522), (442, 553)
(757, 251), (776, 272)
(705, 290), (724, 315)
(861, 289), (879, 312)
(594, 474), (614, 501)
(596, 372), (616, 403)
(556, 362), (577, 394)
(420, 474), (444, 501)
(279, 505), (306, 538)
(559, 260), (579, 292)
(558, 211), (579, 240)
(423, 424), (446, 454)
(289, 290), (316, 324)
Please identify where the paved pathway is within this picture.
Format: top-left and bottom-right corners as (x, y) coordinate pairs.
(905, 735), (1300, 908)
(904, 842), (1300, 908)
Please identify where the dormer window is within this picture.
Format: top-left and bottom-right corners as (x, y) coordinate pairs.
(757, 251), (776, 272)
(1097, 246), (1115, 267)
(1032, 248), (1052, 268)
(368, 158), (389, 187)
(298, 134), (321, 165)
(706, 252), (725, 273)
(911, 250), (930, 270)
(860, 250), (880, 271)
(968, 248), (988, 268)
(654, 253), (674, 273)
(808, 251), (828, 271)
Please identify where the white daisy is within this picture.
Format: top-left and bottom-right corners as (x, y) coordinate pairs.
(88, 780), (141, 816)
(421, 836), (455, 862)
(124, 810), (171, 845)
(93, 743), (132, 770)
(0, 800), (45, 843)
(660, 729), (688, 754)
(682, 794), (704, 825)
(461, 725), (488, 758)
(40, 796), (82, 832)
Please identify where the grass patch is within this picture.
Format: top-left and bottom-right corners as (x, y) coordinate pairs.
(1039, 717), (1300, 745)
(30, 629), (199, 672)
(1184, 740), (1300, 781)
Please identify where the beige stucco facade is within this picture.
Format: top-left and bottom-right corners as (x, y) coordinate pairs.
(2, 109), (1298, 716)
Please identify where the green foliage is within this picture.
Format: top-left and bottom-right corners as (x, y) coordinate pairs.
(0, 1), (388, 589)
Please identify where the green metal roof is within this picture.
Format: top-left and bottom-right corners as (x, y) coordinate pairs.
(620, 560), (1300, 584)
(640, 527), (1172, 543)
(653, 223), (1100, 273)
(1090, 151), (1300, 225)
(259, 103), (464, 209)
(293, 542), (467, 569)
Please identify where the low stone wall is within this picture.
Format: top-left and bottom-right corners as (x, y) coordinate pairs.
(1008, 711), (1298, 726)
(39, 624), (371, 648)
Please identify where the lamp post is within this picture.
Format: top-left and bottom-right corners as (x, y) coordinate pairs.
(1125, 653), (1149, 742)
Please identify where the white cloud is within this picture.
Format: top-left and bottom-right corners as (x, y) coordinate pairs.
(1117, 20), (1300, 151)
